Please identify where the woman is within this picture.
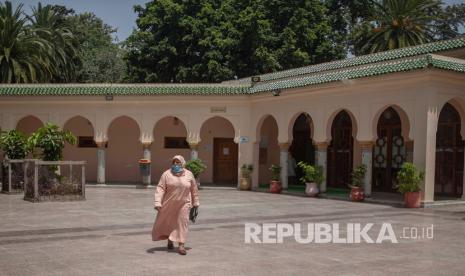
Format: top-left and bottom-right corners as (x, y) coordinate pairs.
(152, 155), (200, 255)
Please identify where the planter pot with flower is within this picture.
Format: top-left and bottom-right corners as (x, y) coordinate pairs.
(269, 164), (282, 193)
(239, 164), (253, 190)
(185, 158), (207, 189)
(349, 165), (366, 202)
(297, 161), (323, 197)
(397, 162), (424, 208)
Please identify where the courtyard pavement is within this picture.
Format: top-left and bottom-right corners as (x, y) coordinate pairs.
(0, 187), (465, 276)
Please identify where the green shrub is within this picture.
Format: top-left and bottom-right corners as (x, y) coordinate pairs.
(350, 165), (366, 188)
(397, 162), (424, 193)
(27, 123), (76, 161)
(297, 161), (324, 185)
(0, 130), (29, 159)
(269, 164), (281, 181)
(185, 158), (207, 178)
(241, 164), (253, 179)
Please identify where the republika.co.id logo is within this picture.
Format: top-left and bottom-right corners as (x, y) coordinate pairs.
(244, 223), (434, 244)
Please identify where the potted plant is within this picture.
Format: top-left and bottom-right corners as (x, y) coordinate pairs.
(239, 164), (253, 190)
(397, 162), (424, 208)
(349, 165), (366, 202)
(269, 164), (282, 193)
(298, 161), (323, 197)
(185, 158), (207, 188)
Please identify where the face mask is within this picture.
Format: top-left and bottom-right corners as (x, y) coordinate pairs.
(171, 164), (183, 174)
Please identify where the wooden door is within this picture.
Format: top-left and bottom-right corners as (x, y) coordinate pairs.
(213, 138), (238, 184)
(435, 103), (464, 197)
(327, 111), (353, 189)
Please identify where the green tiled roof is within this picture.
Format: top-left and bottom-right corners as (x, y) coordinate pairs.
(245, 36), (465, 83)
(0, 38), (465, 97)
(249, 54), (465, 94)
(0, 84), (249, 96)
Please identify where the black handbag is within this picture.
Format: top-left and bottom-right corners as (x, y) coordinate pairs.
(189, 206), (198, 223)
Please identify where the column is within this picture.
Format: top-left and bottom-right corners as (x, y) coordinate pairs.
(96, 142), (106, 185)
(189, 143), (199, 160)
(142, 142), (152, 187)
(279, 142), (290, 190)
(251, 142), (260, 191)
(413, 105), (439, 204)
(360, 141), (373, 197)
(462, 146), (465, 200)
(314, 142), (328, 193)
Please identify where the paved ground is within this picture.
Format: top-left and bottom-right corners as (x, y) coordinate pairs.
(1, 187), (465, 276)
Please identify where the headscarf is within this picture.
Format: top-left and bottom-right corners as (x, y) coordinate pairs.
(172, 155), (186, 167)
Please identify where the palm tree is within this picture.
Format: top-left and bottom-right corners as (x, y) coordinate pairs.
(353, 0), (440, 54)
(0, 1), (53, 83)
(29, 3), (81, 82)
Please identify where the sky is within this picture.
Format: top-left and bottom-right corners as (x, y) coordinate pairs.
(12, 0), (465, 42)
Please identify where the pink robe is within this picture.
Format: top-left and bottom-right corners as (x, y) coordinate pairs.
(152, 169), (200, 243)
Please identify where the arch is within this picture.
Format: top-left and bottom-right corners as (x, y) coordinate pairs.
(287, 112), (314, 142)
(105, 114), (142, 136)
(255, 114), (279, 144)
(289, 112), (315, 186)
(257, 115), (280, 186)
(199, 116), (237, 185)
(325, 108), (358, 143)
(16, 115), (44, 136)
(199, 115), (237, 138)
(106, 116), (141, 183)
(435, 102), (464, 198)
(327, 110), (354, 189)
(152, 116), (190, 182)
(372, 107), (407, 192)
(371, 104), (411, 142)
(61, 114), (96, 131)
(63, 115), (97, 182)
(442, 98), (465, 139)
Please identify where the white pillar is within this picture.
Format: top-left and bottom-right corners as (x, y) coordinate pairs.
(360, 141), (373, 197)
(251, 142), (260, 190)
(142, 143), (152, 186)
(315, 142), (328, 193)
(189, 143), (199, 160)
(462, 147), (465, 200)
(97, 142), (106, 185)
(413, 104), (439, 204)
(279, 143), (290, 190)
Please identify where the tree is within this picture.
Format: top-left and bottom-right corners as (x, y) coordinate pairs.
(125, 0), (346, 83)
(65, 12), (126, 83)
(27, 123), (76, 161)
(29, 3), (81, 82)
(0, 1), (53, 83)
(351, 0), (465, 55)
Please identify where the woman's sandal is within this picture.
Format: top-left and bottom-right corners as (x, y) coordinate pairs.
(178, 245), (187, 255)
(167, 240), (174, 250)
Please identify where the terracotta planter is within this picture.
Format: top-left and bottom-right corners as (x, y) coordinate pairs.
(350, 186), (364, 202)
(404, 191), (421, 208)
(305, 182), (319, 197)
(270, 180), (282, 193)
(239, 178), (251, 190)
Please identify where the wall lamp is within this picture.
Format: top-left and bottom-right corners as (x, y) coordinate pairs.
(272, 89), (281, 97)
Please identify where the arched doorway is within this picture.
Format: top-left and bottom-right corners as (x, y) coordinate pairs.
(257, 115), (280, 186)
(327, 111), (353, 188)
(199, 116), (237, 185)
(152, 116), (189, 182)
(373, 107), (406, 192)
(290, 113), (315, 185)
(435, 103), (464, 198)
(63, 116), (97, 182)
(107, 116), (141, 183)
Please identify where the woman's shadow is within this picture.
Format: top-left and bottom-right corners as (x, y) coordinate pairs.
(146, 246), (192, 254)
